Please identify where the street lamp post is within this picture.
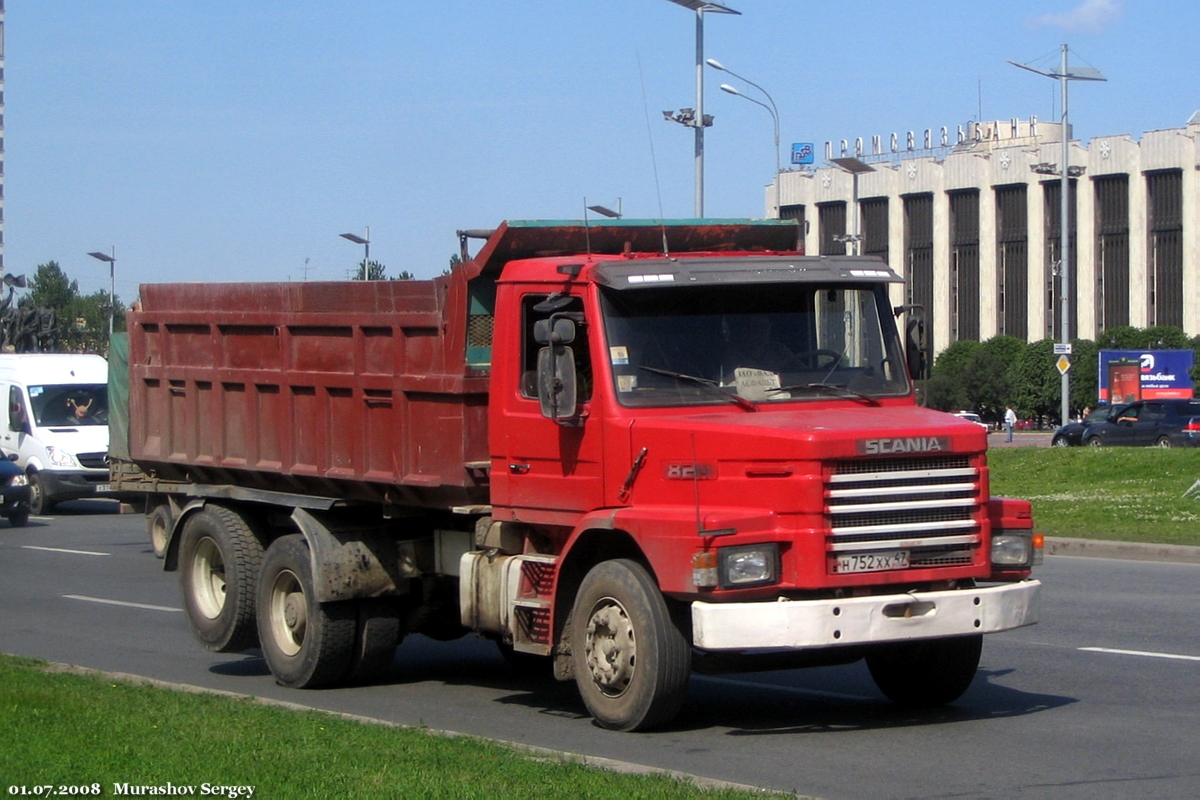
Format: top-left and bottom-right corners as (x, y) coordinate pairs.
(709, 58), (780, 216)
(1010, 45), (1105, 425)
(340, 228), (370, 278)
(830, 157), (875, 256)
(87, 247), (116, 338)
(663, 0), (740, 218)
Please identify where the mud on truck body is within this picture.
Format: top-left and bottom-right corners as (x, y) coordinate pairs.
(110, 219), (1040, 731)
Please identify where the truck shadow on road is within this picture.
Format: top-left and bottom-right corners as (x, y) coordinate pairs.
(207, 636), (1073, 734)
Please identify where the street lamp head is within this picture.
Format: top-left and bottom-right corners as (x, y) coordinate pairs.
(87, 251), (115, 264)
(719, 83), (740, 96)
(706, 58), (725, 71)
(340, 233), (369, 245)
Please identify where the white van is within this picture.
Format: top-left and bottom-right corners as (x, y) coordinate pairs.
(0, 354), (112, 514)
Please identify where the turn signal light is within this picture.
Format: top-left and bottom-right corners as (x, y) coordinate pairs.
(692, 551), (718, 589)
(1032, 532), (1045, 566)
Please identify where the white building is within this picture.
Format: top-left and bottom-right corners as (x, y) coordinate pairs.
(772, 115), (1200, 355)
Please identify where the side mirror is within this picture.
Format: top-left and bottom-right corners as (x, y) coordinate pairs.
(537, 345), (578, 422)
(533, 317), (576, 346)
(901, 310), (929, 381)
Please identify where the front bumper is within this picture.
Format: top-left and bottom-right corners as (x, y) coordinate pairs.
(38, 469), (112, 502)
(691, 579), (1040, 651)
(0, 484), (31, 513)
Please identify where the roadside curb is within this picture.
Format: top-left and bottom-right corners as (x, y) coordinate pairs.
(1045, 536), (1200, 564)
(29, 661), (793, 798)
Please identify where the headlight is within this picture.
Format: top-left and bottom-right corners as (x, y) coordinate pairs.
(991, 532), (1033, 566)
(47, 447), (79, 468)
(9, 474), (28, 487)
(720, 544), (779, 588)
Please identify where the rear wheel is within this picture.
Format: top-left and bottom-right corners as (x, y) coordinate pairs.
(866, 634), (983, 707)
(179, 505), (264, 653)
(147, 503), (172, 559)
(1087, 436), (1103, 448)
(571, 559), (691, 731)
(1155, 436), (1172, 448)
(258, 534), (356, 688)
(344, 598), (402, 685)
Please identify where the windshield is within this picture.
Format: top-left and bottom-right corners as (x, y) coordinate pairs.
(600, 282), (910, 408)
(28, 384), (109, 427)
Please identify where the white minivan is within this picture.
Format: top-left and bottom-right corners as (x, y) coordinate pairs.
(0, 353), (112, 514)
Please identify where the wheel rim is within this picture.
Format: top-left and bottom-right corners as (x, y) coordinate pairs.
(1157, 438), (1171, 448)
(151, 515), (169, 554)
(191, 536), (227, 619)
(1089, 438), (1102, 447)
(267, 568), (307, 657)
(583, 596), (637, 698)
(29, 477), (42, 513)
(1053, 437), (1067, 447)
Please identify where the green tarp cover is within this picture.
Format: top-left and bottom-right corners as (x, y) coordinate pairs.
(107, 332), (130, 461)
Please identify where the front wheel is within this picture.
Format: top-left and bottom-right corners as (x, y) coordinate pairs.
(866, 634), (983, 707)
(1051, 436), (1069, 448)
(1155, 436), (1172, 449)
(7, 510), (29, 527)
(258, 534), (356, 689)
(28, 471), (53, 516)
(179, 505), (264, 653)
(571, 559), (691, 732)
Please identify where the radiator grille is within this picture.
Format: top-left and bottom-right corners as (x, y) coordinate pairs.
(826, 456), (982, 569)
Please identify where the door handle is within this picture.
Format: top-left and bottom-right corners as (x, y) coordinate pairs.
(508, 463), (531, 475)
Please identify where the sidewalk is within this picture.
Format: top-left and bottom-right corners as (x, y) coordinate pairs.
(1045, 536), (1200, 565)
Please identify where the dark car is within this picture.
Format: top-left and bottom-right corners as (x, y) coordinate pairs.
(1051, 404), (1128, 447)
(0, 453), (31, 526)
(1081, 399), (1200, 448)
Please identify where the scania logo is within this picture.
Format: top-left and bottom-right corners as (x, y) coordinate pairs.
(856, 436), (951, 455)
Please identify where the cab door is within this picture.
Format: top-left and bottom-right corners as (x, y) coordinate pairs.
(493, 292), (605, 525)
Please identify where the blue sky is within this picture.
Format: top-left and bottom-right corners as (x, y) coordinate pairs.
(5, 1), (1198, 300)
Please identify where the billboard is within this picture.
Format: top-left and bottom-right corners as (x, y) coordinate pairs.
(1097, 350), (1194, 403)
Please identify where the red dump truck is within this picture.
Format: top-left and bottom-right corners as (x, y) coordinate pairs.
(110, 219), (1040, 731)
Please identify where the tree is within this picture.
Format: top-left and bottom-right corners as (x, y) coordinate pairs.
(964, 336), (1025, 423)
(925, 339), (982, 412)
(353, 259), (388, 280)
(392, 270), (415, 281)
(1010, 339), (1061, 424)
(22, 260), (123, 355)
(28, 261), (78, 310)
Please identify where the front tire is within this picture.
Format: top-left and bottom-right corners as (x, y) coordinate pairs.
(1052, 436), (1069, 448)
(570, 559), (691, 732)
(866, 634), (983, 707)
(258, 534), (356, 688)
(179, 505), (264, 653)
(28, 471), (53, 516)
(7, 510), (29, 527)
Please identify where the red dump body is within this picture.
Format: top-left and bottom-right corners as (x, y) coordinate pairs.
(128, 278), (491, 507)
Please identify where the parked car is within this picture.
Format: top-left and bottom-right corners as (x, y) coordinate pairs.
(1051, 404), (1128, 447)
(0, 452), (31, 527)
(1081, 399), (1200, 448)
(952, 411), (989, 430)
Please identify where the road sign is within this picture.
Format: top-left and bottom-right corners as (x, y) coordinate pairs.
(1056, 355), (1071, 375)
(1053, 343), (1072, 355)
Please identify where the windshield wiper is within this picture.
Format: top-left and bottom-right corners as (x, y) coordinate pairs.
(638, 366), (758, 412)
(765, 383), (879, 405)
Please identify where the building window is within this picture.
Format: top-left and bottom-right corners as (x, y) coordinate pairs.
(949, 190), (980, 342)
(818, 202), (847, 255)
(903, 193), (934, 343)
(1043, 179), (1078, 341)
(861, 197), (889, 264)
(995, 184), (1028, 339)
(1147, 170), (1183, 328)
(1095, 175), (1130, 331)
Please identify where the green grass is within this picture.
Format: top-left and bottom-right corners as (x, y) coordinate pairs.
(988, 447), (1200, 546)
(0, 655), (784, 799)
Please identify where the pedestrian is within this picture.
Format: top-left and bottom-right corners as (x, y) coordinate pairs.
(1004, 404), (1017, 442)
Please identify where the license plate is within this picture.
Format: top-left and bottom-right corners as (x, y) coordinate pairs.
(834, 550), (910, 574)
(95, 483), (111, 493)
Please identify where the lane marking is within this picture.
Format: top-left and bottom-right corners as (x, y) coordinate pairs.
(63, 594), (182, 613)
(699, 674), (874, 702)
(23, 545), (109, 556)
(1079, 646), (1200, 663)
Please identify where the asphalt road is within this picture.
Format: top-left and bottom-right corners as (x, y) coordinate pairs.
(3, 505), (1199, 799)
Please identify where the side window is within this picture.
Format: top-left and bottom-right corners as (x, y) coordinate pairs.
(1144, 403), (1166, 421)
(9, 386), (28, 431)
(520, 295), (592, 403)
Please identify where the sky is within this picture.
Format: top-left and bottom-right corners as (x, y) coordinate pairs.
(4, 0), (1199, 302)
